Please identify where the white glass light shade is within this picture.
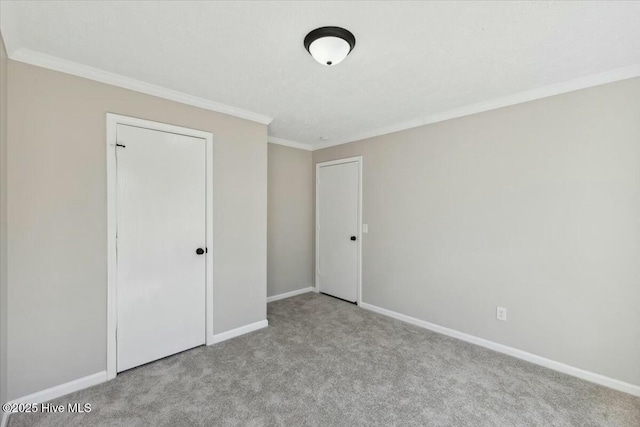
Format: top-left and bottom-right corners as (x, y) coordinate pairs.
(308, 36), (351, 66)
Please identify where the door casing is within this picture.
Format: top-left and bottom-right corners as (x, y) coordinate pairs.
(315, 156), (363, 305)
(106, 113), (214, 380)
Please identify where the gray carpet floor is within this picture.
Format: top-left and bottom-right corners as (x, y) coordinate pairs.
(8, 293), (640, 426)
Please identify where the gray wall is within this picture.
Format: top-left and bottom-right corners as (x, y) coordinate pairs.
(0, 32), (8, 408)
(267, 143), (314, 297)
(313, 77), (640, 387)
(6, 61), (268, 399)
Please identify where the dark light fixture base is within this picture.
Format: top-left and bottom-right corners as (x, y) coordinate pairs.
(304, 26), (356, 54)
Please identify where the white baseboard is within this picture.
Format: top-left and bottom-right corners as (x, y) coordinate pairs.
(267, 287), (314, 303)
(209, 319), (268, 345)
(1, 371), (108, 427)
(360, 302), (640, 397)
(2, 319), (269, 426)
(1, 319), (268, 427)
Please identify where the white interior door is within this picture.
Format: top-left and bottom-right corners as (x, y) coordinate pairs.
(116, 124), (206, 372)
(317, 160), (360, 303)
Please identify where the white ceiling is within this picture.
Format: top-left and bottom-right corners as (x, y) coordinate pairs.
(2, 1), (640, 149)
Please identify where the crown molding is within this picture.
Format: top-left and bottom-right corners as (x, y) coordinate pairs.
(9, 48), (273, 125)
(267, 136), (313, 151)
(313, 63), (640, 151)
(8, 48), (639, 148)
(313, 118), (425, 150)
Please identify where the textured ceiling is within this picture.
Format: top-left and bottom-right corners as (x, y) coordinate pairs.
(2, 1), (640, 147)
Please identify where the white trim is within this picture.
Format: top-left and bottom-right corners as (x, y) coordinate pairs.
(11, 49), (638, 153)
(267, 287), (314, 303)
(210, 320), (268, 345)
(205, 123), (215, 347)
(5, 372), (107, 404)
(10, 49), (272, 125)
(268, 136), (313, 151)
(315, 156), (363, 305)
(360, 302), (640, 397)
(312, 63), (640, 150)
(1, 371), (107, 426)
(314, 118), (425, 150)
(106, 113), (215, 380)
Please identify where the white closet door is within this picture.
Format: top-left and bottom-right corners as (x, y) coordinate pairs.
(318, 161), (359, 303)
(116, 124), (206, 372)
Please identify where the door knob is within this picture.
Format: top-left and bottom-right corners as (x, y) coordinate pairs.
(196, 248), (205, 255)
(350, 236), (357, 241)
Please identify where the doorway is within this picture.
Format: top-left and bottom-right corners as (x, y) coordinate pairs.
(315, 156), (362, 304)
(106, 114), (214, 378)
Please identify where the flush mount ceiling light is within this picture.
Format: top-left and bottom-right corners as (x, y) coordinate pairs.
(304, 26), (356, 66)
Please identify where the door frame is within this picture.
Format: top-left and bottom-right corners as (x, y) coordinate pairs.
(106, 113), (214, 380)
(315, 156), (363, 305)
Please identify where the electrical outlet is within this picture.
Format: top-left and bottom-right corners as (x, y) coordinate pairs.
(496, 307), (507, 321)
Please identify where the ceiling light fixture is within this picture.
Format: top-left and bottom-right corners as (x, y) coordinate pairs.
(304, 26), (356, 66)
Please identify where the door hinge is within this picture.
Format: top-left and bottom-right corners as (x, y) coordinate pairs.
(116, 142), (126, 148)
